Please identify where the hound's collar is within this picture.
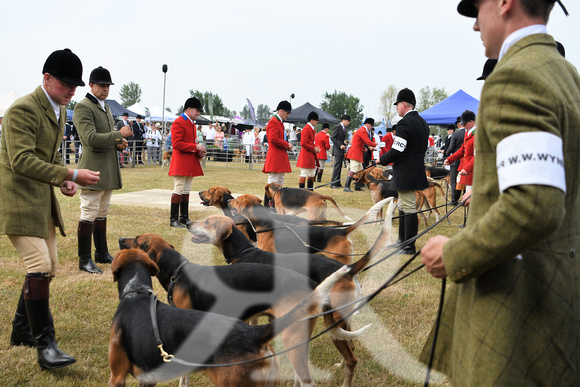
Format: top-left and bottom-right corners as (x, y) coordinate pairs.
(120, 287), (153, 300)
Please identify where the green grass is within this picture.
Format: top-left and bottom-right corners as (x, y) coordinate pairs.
(0, 161), (461, 386)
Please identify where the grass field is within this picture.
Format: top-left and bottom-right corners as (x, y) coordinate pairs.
(0, 161), (463, 386)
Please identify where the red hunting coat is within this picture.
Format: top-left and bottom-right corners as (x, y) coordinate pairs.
(314, 130), (330, 160)
(380, 133), (394, 156)
(263, 115), (292, 173)
(447, 128), (475, 186)
(169, 114), (204, 177)
(347, 126), (376, 163)
(296, 123), (317, 169)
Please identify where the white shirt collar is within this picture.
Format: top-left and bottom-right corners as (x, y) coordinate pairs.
(307, 122), (315, 129)
(468, 126), (476, 136)
(275, 113), (283, 122)
(41, 85), (61, 120)
(499, 24), (547, 62)
(404, 109), (416, 117)
(89, 92), (106, 110)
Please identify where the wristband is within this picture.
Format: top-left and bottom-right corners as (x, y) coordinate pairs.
(72, 169), (78, 182)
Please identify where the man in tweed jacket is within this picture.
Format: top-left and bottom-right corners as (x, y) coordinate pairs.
(0, 49), (99, 370)
(73, 66), (133, 274)
(421, 1), (580, 385)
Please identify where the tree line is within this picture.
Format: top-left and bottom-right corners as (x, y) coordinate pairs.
(66, 82), (448, 127)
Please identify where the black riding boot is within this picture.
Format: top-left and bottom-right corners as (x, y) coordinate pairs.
(343, 176), (353, 192)
(179, 194), (192, 226)
(388, 209), (405, 248)
(10, 286), (36, 347)
(93, 218), (113, 264)
(401, 212), (419, 255)
(298, 176), (306, 189)
(307, 177), (314, 191)
(24, 273), (76, 370)
(170, 193), (185, 228)
(316, 169), (323, 182)
(78, 220), (102, 274)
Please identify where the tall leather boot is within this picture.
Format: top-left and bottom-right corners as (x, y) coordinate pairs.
(343, 176), (353, 192)
(179, 194), (192, 226)
(307, 177), (314, 191)
(10, 286), (36, 347)
(78, 220), (102, 274)
(401, 212), (419, 255)
(354, 180), (364, 191)
(316, 169), (323, 182)
(170, 193), (185, 228)
(298, 176), (306, 189)
(24, 273), (76, 370)
(93, 217), (113, 264)
(388, 209), (406, 248)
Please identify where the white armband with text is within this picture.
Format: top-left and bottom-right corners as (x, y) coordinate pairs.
(496, 131), (566, 193)
(392, 136), (407, 152)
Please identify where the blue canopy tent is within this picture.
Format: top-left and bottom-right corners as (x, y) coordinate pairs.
(419, 89), (479, 125)
(105, 99), (141, 120)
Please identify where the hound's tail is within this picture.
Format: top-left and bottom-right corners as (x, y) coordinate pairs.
(347, 198), (397, 277)
(342, 196), (392, 235)
(319, 195), (353, 220)
(255, 266), (351, 345)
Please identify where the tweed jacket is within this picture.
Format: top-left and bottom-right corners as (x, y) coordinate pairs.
(296, 123), (317, 169)
(168, 114), (203, 177)
(379, 111), (429, 191)
(0, 87), (70, 238)
(262, 115), (292, 174)
(314, 130), (330, 160)
(330, 123), (347, 156)
(420, 34), (580, 386)
(74, 94), (124, 190)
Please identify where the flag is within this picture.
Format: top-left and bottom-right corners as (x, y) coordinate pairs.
(246, 98), (257, 125)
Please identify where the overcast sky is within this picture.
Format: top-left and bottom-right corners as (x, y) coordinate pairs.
(1, 0), (578, 121)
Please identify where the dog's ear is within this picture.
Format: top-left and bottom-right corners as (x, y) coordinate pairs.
(143, 255), (159, 277)
(111, 251), (123, 282)
(214, 217), (234, 242)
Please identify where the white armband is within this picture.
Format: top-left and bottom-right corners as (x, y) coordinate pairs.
(392, 136), (407, 152)
(496, 131), (566, 193)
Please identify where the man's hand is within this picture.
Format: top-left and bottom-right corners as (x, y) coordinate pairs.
(196, 143), (207, 158)
(314, 147), (320, 153)
(60, 181), (77, 197)
(288, 143), (294, 151)
(461, 190), (472, 207)
(443, 158), (450, 166)
(458, 169), (468, 176)
(73, 169), (100, 186)
(421, 235), (449, 278)
(116, 138), (129, 151)
(120, 125), (133, 138)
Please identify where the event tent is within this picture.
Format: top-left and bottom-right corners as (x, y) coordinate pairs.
(419, 89), (479, 125)
(105, 99), (140, 119)
(286, 102), (340, 125)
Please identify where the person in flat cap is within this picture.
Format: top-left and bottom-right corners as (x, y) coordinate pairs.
(168, 97), (206, 228)
(115, 112), (131, 166)
(344, 117), (377, 192)
(296, 111), (320, 190)
(262, 101), (294, 204)
(73, 66), (133, 274)
(1, 48), (100, 370)
(314, 123), (331, 182)
(379, 88), (429, 254)
(131, 114), (146, 165)
(329, 114), (351, 188)
(421, 1), (580, 385)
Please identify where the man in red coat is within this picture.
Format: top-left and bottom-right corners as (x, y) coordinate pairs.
(168, 97), (206, 228)
(344, 118), (377, 192)
(263, 100), (293, 187)
(445, 110), (476, 193)
(314, 123), (331, 182)
(296, 111), (320, 190)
